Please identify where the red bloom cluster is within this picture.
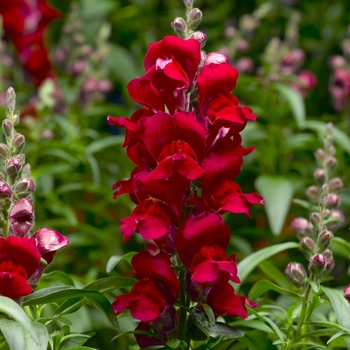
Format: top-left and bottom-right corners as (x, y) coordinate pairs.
(109, 35), (263, 345)
(0, 0), (59, 86)
(0, 193), (68, 300)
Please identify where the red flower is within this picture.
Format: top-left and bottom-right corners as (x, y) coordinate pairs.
(0, 236), (41, 299)
(112, 251), (180, 321)
(9, 198), (34, 237)
(127, 36), (201, 113)
(206, 272), (257, 318)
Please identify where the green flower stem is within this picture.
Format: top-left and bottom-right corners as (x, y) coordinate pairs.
(179, 269), (189, 348)
(288, 274), (314, 349)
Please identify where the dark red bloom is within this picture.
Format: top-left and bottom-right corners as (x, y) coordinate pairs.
(9, 198), (34, 237)
(206, 272), (257, 318)
(112, 251), (180, 321)
(175, 212), (231, 269)
(127, 36), (201, 113)
(0, 236), (41, 299)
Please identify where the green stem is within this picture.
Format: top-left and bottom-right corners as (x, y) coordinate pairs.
(179, 269), (189, 348)
(288, 275), (314, 349)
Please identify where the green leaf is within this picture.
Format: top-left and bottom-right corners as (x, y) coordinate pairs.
(202, 304), (215, 327)
(309, 279), (320, 293)
(248, 279), (302, 300)
(40, 271), (75, 286)
(331, 237), (350, 259)
(323, 287), (350, 349)
(211, 339), (236, 350)
(166, 338), (187, 349)
(107, 45), (142, 84)
(0, 296), (38, 344)
(305, 120), (350, 155)
(85, 136), (124, 154)
(235, 242), (300, 292)
(258, 260), (292, 289)
(111, 330), (162, 343)
(275, 83), (305, 129)
(289, 342), (326, 349)
(106, 252), (137, 273)
(328, 331), (350, 345)
(255, 175), (294, 235)
(23, 287), (118, 329)
(83, 277), (137, 293)
(0, 319), (48, 350)
(60, 334), (91, 349)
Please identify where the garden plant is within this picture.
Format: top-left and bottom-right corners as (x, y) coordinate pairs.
(1, 0), (350, 349)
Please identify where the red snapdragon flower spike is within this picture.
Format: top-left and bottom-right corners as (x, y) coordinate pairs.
(9, 198), (34, 237)
(128, 36), (201, 113)
(176, 212), (231, 269)
(206, 272), (257, 318)
(0, 236), (41, 299)
(190, 245), (240, 284)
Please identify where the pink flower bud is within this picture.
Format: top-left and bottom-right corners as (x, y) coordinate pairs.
(314, 149), (326, 160)
(300, 237), (315, 258)
(9, 198), (34, 237)
(306, 185), (319, 201)
(237, 39), (250, 53)
(188, 8), (202, 29)
(328, 55), (346, 70)
(190, 31), (207, 47)
(317, 230), (333, 253)
(309, 254), (327, 275)
(298, 70), (317, 90)
(328, 209), (345, 230)
(313, 169), (327, 185)
(235, 57), (254, 73)
(329, 177), (344, 191)
(204, 52), (229, 65)
(0, 181), (12, 200)
(285, 262), (307, 287)
(171, 17), (187, 37)
(98, 80), (113, 93)
(327, 193), (339, 207)
(291, 217), (312, 237)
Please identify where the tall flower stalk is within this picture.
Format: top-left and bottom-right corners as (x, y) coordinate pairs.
(286, 123), (343, 349)
(109, 1), (264, 347)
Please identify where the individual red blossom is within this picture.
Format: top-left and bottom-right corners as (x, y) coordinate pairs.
(206, 272), (257, 318)
(9, 198), (34, 237)
(127, 36), (201, 113)
(0, 236), (41, 299)
(112, 251), (180, 321)
(190, 245), (240, 284)
(175, 212), (231, 269)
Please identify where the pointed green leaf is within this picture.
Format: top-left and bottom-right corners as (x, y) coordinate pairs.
(255, 175), (294, 235)
(0, 296), (38, 344)
(275, 83), (305, 129)
(235, 242), (300, 292)
(106, 252), (137, 273)
(248, 279), (302, 300)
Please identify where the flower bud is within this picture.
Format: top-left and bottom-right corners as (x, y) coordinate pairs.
(325, 156), (337, 170)
(9, 198), (34, 237)
(171, 17), (187, 38)
(204, 52), (229, 65)
(188, 8), (202, 29)
(314, 149), (326, 160)
(6, 87), (16, 112)
(2, 119), (13, 138)
(285, 262), (307, 287)
(0, 143), (10, 158)
(323, 248), (333, 262)
(306, 185), (319, 201)
(0, 181), (13, 203)
(14, 178), (35, 194)
(237, 39), (250, 53)
(183, 0), (194, 7)
(344, 286), (350, 304)
(310, 212), (321, 225)
(291, 217), (311, 232)
(328, 55), (346, 70)
(327, 145), (336, 156)
(300, 237), (315, 258)
(329, 177), (343, 191)
(327, 193), (339, 207)
(328, 209), (345, 230)
(12, 133), (25, 153)
(317, 230), (333, 253)
(314, 169), (327, 185)
(235, 58), (254, 73)
(309, 254), (327, 275)
(189, 31), (207, 47)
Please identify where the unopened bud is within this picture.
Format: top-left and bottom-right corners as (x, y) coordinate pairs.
(322, 209), (331, 219)
(9, 198), (34, 237)
(327, 145), (336, 156)
(314, 149), (326, 160)
(300, 237), (315, 258)
(285, 262), (307, 287)
(323, 249), (333, 262)
(21, 164), (31, 178)
(314, 169), (327, 185)
(306, 185), (319, 201)
(344, 285), (350, 303)
(309, 254), (327, 275)
(183, 0), (193, 7)
(325, 156), (337, 170)
(310, 212), (321, 225)
(6, 87), (16, 112)
(171, 17), (187, 38)
(2, 119), (13, 138)
(14, 178), (35, 194)
(291, 217), (313, 238)
(6, 157), (22, 177)
(190, 31), (207, 47)
(0, 181), (13, 202)
(328, 209), (345, 230)
(0, 144), (10, 158)
(328, 55), (346, 70)
(329, 177), (344, 191)
(12, 133), (25, 153)
(317, 230), (333, 252)
(327, 193), (339, 207)
(204, 52), (229, 65)
(188, 8), (202, 29)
